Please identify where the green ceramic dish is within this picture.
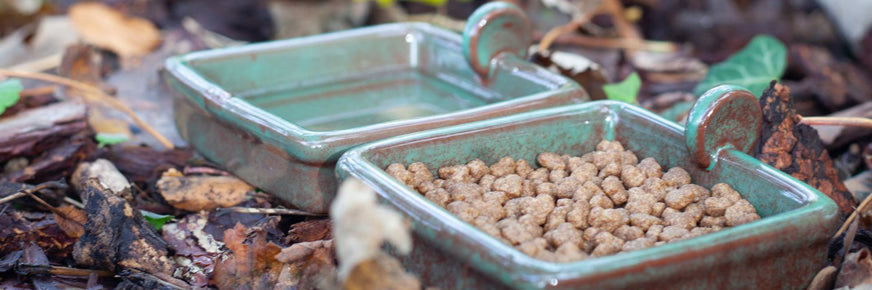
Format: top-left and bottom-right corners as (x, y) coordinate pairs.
(163, 3), (587, 213)
(336, 86), (839, 289)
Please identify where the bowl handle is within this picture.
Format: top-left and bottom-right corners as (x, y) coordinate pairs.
(462, 1), (531, 78)
(685, 85), (762, 170)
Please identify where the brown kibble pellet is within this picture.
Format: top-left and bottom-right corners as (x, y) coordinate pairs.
(522, 194), (555, 225)
(592, 231), (625, 256)
(483, 191), (509, 205)
(445, 181), (484, 202)
(536, 182), (556, 196)
(546, 205), (570, 231)
(475, 199), (506, 222)
(474, 217), (501, 237)
(549, 169), (568, 183)
(569, 162), (598, 184)
(652, 202), (666, 217)
(538, 152), (566, 171)
(621, 165), (646, 188)
(637, 157), (662, 179)
(408, 162), (433, 186)
(567, 157), (585, 172)
(596, 140), (624, 152)
(447, 200), (479, 222)
(665, 188), (695, 210)
(466, 159), (490, 180)
(424, 188), (450, 207)
(700, 216), (726, 227)
(643, 177), (671, 201)
(517, 237), (548, 257)
(554, 243), (588, 262)
(504, 197), (532, 218)
(630, 213), (661, 231)
(527, 168), (549, 182)
(662, 167), (691, 187)
(704, 197), (732, 217)
(680, 184), (711, 202)
(625, 188), (656, 215)
(613, 225), (644, 241)
(665, 212), (697, 230)
(622, 237), (655, 252)
(684, 203), (705, 222)
(498, 218), (536, 245)
(386, 163), (413, 186)
(566, 202), (590, 229)
(646, 224), (664, 239)
(589, 208), (623, 232)
(521, 180), (536, 197)
(659, 226), (689, 242)
(478, 174), (496, 191)
(555, 178), (582, 199)
(440, 165), (472, 182)
(619, 150), (639, 167)
(417, 181), (437, 195)
(556, 198), (573, 207)
(602, 176), (628, 206)
(592, 151), (620, 170)
(725, 200), (761, 226)
(590, 194), (615, 209)
(493, 174), (524, 198)
(490, 157), (516, 177)
(515, 159), (533, 178)
(598, 162), (622, 178)
(712, 183), (742, 203)
(544, 222), (582, 247)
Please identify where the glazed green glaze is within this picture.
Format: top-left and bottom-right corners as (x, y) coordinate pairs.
(336, 100), (838, 289)
(163, 10), (587, 212)
(462, 1), (531, 77)
(686, 85), (762, 170)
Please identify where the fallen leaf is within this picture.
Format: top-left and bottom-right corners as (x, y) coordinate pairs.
(0, 250), (23, 272)
(140, 210), (173, 231)
(161, 213), (224, 288)
(275, 239), (336, 289)
(157, 168), (252, 212)
(53, 205), (86, 238)
(0, 16), (80, 69)
(694, 35), (787, 97)
(285, 219), (332, 244)
(73, 178), (175, 275)
(68, 2), (161, 58)
(344, 253), (421, 290)
(21, 243), (55, 289)
(211, 223), (284, 289)
(530, 49), (608, 100)
(602, 72), (641, 103)
(836, 248), (872, 288)
(0, 78), (22, 115)
(0, 207), (77, 258)
(808, 265), (837, 290)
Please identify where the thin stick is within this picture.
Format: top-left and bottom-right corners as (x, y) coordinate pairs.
(538, 21), (582, 52)
(602, 0), (644, 59)
(834, 191), (872, 239)
(0, 69), (174, 149)
(19, 85), (57, 97)
(9, 53), (62, 72)
(533, 32), (678, 53)
(15, 264), (113, 277)
(801, 116), (872, 129)
(219, 207), (325, 217)
(64, 197), (86, 209)
(0, 192), (25, 206)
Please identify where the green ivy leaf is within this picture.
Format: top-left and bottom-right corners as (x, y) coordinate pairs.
(140, 210), (173, 231)
(0, 78), (23, 115)
(95, 133), (129, 147)
(603, 72), (641, 103)
(693, 35), (786, 97)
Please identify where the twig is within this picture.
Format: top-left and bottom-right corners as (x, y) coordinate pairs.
(183, 166), (230, 176)
(800, 116), (872, 129)
(0, 69), (175, 149)
(537, 21), (582, 52)
(15, 264), (113, 277)
(0, 192), (25, 206)
(8, 53), (62, 72)
(533, 31), (678, 52)
(602, 0), (644, 60)
(19, 85), (57, 97)
(218, 207), (325, 217)
(833, 190), (872, 239)
(64, 197), (85, 209)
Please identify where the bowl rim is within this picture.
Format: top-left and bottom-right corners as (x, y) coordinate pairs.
(336, 100), (839, 287)
(163, 22), (584, 162)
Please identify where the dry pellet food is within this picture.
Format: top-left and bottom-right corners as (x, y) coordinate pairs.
(385, 140), (762, 262)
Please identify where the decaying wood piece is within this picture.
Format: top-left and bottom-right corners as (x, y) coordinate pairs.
(156, 168), (252, 212)
(73, 178), (175, 276)
(72, 159), (132, 200)
(754, 82), (856, 218)
(0, 102), (87, 164)
(2, 131), (96, 184)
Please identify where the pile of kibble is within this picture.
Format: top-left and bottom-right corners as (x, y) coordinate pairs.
(385, 140), (761, 262)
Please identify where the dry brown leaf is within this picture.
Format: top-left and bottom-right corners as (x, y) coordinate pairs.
(68, 2), (161, 58)
(211, 223), (285, 289)
(344, 253), (421, 290)
(157, 168), (251, 212)
(808, 265), (837, 290)
(275, 239), (336, 289)
(836, 248), (872, 288)
(53, 205), (86, 238)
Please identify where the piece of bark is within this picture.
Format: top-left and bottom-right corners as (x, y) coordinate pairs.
(73, 178), (174, 275)
(21, 243), (56, 289)
(787, 44), (872, 111)
(156, 168), (252, 212)
(754, 82), (856, 218)
(72, 158), (132, 200)
(0, 102), (88, 164)
(2, 131), (97, 184)
(0, 209), (76, 260)
(285, 219), (333, 244)
(96, 146), (194, 189)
